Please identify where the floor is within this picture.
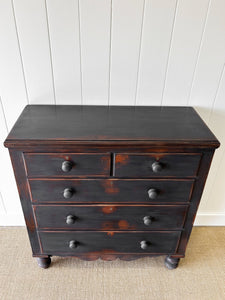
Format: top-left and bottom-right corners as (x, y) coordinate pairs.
(0, 227), (224, 300)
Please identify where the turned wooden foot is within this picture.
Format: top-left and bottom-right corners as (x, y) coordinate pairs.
(37, 256), (51, 269)
(165, 256), (180, 270)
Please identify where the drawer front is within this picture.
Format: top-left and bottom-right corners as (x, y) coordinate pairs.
(24, 153), (110, 177)
(29, 179), (194, 204)
(39, 231), (181, 254)
(115, 153), (201, 177)
(34, 205), (188, 230)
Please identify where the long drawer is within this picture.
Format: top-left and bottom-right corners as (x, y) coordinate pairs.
(34, 205), (188, 230)
(115, 153), (201, 177)
(29, 179), (194, 203)
(39, 231), (181, 254)
(24, 153), (111, 177)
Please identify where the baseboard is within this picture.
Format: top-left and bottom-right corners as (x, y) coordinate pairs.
(0, 213), (225, 226)
(0, 213), (25, 226)
(194, 213), (225, 226)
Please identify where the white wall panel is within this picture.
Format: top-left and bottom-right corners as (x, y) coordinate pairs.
(162, 0), (210, 106)
(13, 0), (55, 104)
(0, 192), (6, 215)
(189, 0), (225, 121)
(199, 66), (225, 213)
(0, 98), (21, 215)
(46, 0), (82, 104)
(0, 0), (28, 130)
(109, 0), (145, 105)
(0, 99), (7, 215)
(79, 0), (111, 104)
(137, 0), (177, 105)
(0, 98), (8, 144)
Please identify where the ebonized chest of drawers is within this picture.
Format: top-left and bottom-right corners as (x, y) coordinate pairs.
(4, 105), (220, 269)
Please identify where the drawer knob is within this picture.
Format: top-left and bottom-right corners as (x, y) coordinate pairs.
(152, 161), (163, 173)
(148, 188), (158, 199)
(140, 240), (149, 250)
(66, 215), (76, 225)
(63, 188), (74, 199)
(62, 160), (73, 172)
(143, 216), (153, 226)
(69, 240), (79, 249)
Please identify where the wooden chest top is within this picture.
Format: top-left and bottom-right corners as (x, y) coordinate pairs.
(4, 105), (219, 148)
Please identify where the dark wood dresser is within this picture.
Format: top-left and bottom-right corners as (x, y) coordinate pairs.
(4, 105), (220, 269)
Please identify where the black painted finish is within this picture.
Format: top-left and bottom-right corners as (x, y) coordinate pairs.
(5, 105), (219, 147)
(115, 153), (201, 177)
(37, 256), (51, 269)
(4, 105), (220, 268)
(24, 153), (110, 177)
(39, 231), (181, 254)
(29, 179), (194, 204)
(9, 150), (41, 254)
(34, 205), (188, 230)
(165, 255), (180, 270)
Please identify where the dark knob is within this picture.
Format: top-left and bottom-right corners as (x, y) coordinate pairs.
(66, 215), (76, 225)
(143, 216), (153, 226)
(148, 188), (158, 199)
(152, 161), (163, 173)
(69, 240), (79, 249)
(62, 161), (73, 172)
(63, 188), (74, 199)
(140, 240), (149, 250)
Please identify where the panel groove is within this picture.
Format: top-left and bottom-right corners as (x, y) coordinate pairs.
(12, 0), (55, 104)
(109, 0), (145, 105)
(134, 0), (146, 106)
(160, 0), (179, 106)
(44, 0), (56, 105)
(46, 0), (82, 104)
(187, 0), (212, 106)
(0, 97), (9, 133)
(108, 0), (113, 105)
(208, 62), (225, 123)
(78, 0), (83, 105)
(11, 0), (29, 105)
(0, 191), (7, 214)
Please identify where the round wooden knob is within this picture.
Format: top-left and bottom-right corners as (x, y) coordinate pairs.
(63, 188), (74, 199)
(140, 240), (149, 250)
(148, 188), (158, 199)
(143, 216), (153, 226)
(62, 160), (73, 172)
(66, 215), (76, 225)
(69, 240), (79, 249)
(152, 161), (163, 173)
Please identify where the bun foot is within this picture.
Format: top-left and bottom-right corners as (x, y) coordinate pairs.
(165, 256), (180, 270)
(37, 256), (51, 269)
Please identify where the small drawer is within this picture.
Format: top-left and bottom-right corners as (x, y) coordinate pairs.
(34, 205), (188, 230)
(115, 153), (201, 177)
(24, 153), (110, 177)
(29, 179), (194, 203)
(39, 231), (181, 255)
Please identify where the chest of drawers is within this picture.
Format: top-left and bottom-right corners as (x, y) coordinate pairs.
(4, 105), (219, 269)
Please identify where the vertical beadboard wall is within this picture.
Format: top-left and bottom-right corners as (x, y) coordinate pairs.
(0, 0), (225, 225)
